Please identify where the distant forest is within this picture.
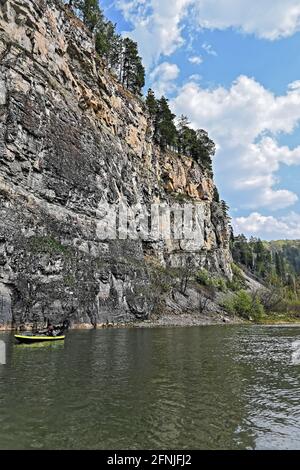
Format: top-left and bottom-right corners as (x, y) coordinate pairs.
(232, 236), (300, 292)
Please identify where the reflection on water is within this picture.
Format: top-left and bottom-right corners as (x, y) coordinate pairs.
(0, 325), (300, 449)
(14, 342), (65, 350)
(291, 340), (300, 365)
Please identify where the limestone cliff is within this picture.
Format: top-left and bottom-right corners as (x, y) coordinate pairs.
(0, 0), (232, 329)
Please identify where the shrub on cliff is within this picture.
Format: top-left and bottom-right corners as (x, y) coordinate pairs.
(222, 290), (265, 321)
(196, 269), (227, 292)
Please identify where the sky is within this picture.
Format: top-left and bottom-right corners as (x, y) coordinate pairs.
(100, 0), (300, 240)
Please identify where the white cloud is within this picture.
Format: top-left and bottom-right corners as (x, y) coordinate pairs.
(188, 55), (203, 64)
(171, 76), (300, 211)
(194, 0), (300, 41)
(288, 80), (300, 91)
(202, 42), (217, 56)
(233, 212), (300, 240)
(116, 0), (300, 67)
(117, 0), (192, 68)
(149, 62), (180, 96)
(189, 73), (202, 82)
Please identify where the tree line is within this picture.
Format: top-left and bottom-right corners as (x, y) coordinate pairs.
(64, 0), (145, 95)
(63, 2), (216, 172)
(146, 89), (216, 171)
(232, 235), (300, 294)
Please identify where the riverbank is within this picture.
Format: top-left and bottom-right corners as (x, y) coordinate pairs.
(2, 312), (300, 332)
(131, 312), (242, 328)
(257, 313), (300, 325)
(0, 312), (242, 331)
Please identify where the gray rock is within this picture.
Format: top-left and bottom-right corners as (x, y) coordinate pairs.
(0, 0), (232, 329)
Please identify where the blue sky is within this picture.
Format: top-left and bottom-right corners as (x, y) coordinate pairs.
(100, 0), (300, 240)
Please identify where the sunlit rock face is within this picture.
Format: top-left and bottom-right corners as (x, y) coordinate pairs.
(0, 0), (232, 329)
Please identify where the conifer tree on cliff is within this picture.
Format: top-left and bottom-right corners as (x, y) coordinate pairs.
(66, 1), (102, 31)
(146, 89), (158, 120)
(177, 115), (192, 154)
(66, 1), (145, 95)
(121, 38), (145, 95)
(155, 97), (178, 150)
(82, 0), (103, 32)
(95, 20), (123, 72)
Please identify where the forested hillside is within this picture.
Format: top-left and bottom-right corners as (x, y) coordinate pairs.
(231, 236), (300, 319)
(232, 236), (300, 285)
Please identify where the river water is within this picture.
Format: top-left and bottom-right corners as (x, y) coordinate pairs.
(0, 325), (300, 449)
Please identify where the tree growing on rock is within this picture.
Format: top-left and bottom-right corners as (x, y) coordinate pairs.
(65, 1), (145, 95)
(155, 97), (178, 150)
(120, 38), (145, 95)
(146, 89), (158, 120)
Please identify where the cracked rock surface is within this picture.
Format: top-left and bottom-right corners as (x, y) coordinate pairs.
(0, 0), (232, 329)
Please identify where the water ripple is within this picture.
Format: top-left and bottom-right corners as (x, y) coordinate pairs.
(1, 326), (300, 449)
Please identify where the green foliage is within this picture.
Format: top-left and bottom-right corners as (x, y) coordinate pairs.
(196, 269), (227, 292)
(221, 200), (230, 219)
(145, 94), (215, 170)
(232, 235), (300, 301)
(64, 274), (76, 286)
(82, 0), (102, 31)
(226, 263), (247, 291)
(155, 96), (178, 149)
(222, 290), (264, 321)
(213, 186), (220, 203)
(66, 3), (217, 157)
(196, 269), (211, 286)
(213, 277), (227, 292)
(120, 38), (145, 95)
(193, 129), (215, 171)
(28, 236), (69, 255)
(95, 20), (121, 70)
(146, 89), (158, 120)
(176, 115), (215, 170)
(272, 241), (300, 274)
(230, 236), (300, 321)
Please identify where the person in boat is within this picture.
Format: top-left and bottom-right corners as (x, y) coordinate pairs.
(46, 324), (54, 336)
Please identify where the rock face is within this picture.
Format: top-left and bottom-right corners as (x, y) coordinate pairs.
(0, 0), (232, 329)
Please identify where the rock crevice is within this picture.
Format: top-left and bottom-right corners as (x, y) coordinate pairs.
(0, 0), (232, 329)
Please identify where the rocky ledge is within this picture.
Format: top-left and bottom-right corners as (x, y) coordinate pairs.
(0, 0), (232, 330)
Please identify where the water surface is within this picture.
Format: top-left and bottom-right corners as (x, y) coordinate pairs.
(1, 325), (300, 449)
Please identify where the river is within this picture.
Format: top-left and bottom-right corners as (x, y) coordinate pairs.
(0, 325), (300, 449)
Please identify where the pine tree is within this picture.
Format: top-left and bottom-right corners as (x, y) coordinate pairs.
(146, 89), (158, 120)
(66, 2), (145, 96)
(155, 97), (178, 150)
(221, 200), (230, 219)
(82, 0), (103, 32)
(177, 115), (191, 154)
(66, 0), (103, 32)
(195, 129), (215, 171)
(95, 20), (122, 73)
(275, 252), (286, 280)
(175, 117), (215, 171)
(134, 62), (146, 95)
(121, 38), (145, 95)
(213, 186), (220, 203)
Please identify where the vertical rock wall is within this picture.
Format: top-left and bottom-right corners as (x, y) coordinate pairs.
(0, 0), (232, 328)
